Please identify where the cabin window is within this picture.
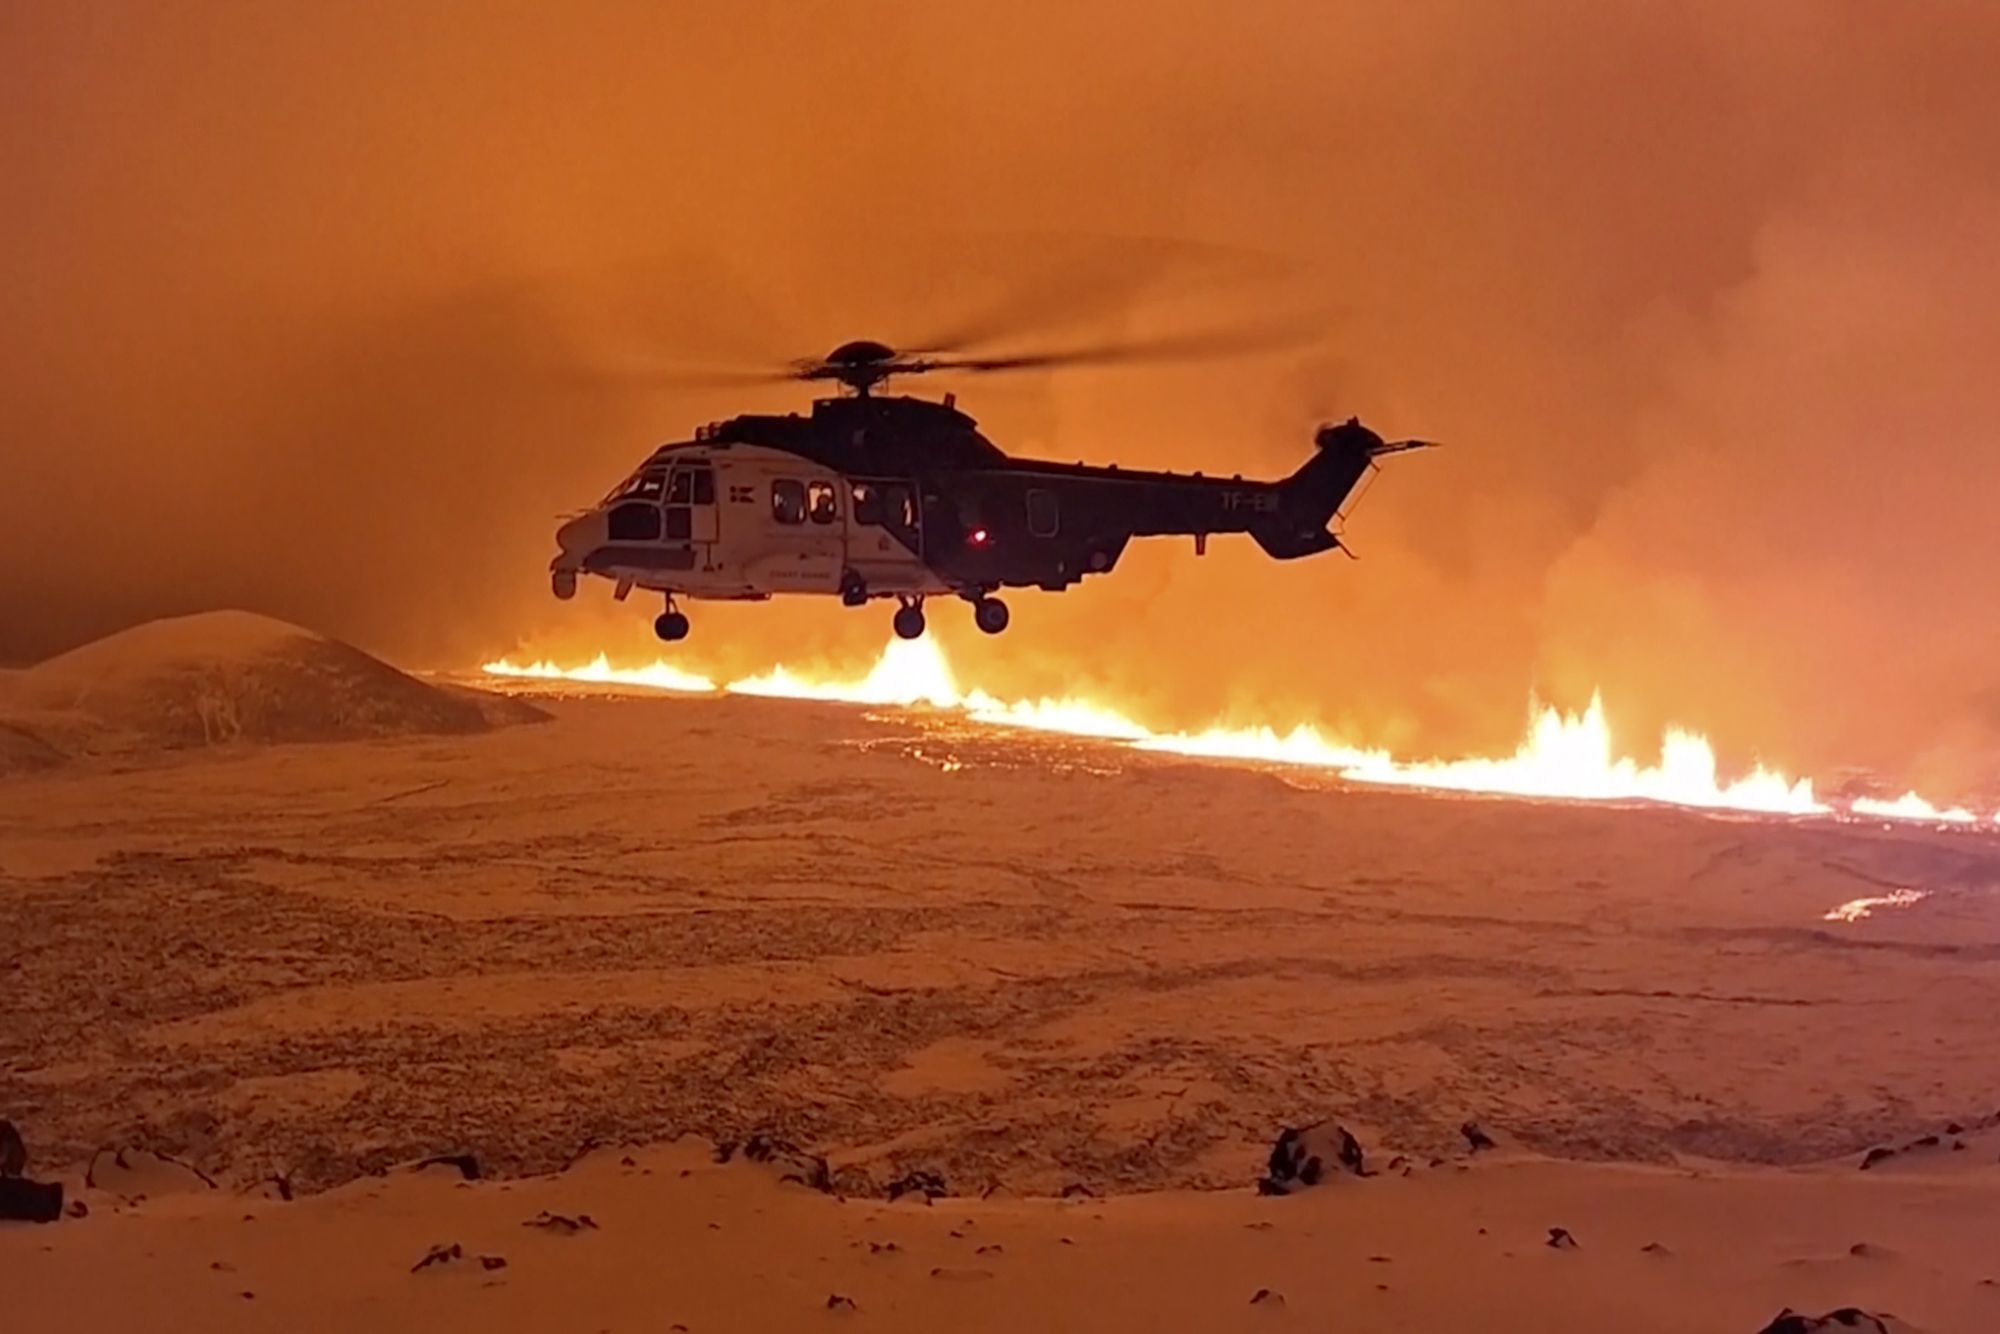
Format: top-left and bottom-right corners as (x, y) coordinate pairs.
(691, 468), (715, 505)
(808, 480), (838, 524)
(772, 478), (807, 525)
(608, 501), (662, 541)
(1025, 489), (1060, 537)
(852, 480), (918, 544)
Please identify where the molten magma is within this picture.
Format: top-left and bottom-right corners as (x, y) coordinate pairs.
(483, 637), (1992, 825)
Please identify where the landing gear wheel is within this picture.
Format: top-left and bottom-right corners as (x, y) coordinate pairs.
(551, 569), (577, 601)
(892, 602), (926, 640)
(653, 611), (690, 642)
(973, 597), (1010, 635)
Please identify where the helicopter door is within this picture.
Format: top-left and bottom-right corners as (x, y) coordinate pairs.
(665, 465), (719, 557)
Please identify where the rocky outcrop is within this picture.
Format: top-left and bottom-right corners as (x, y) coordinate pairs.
(0, 1118), (63, 1222)
(721, 1134), (831, 1193)
(1258, 1121), (1367, 1195)
(1754, 1309), (1896, 1334)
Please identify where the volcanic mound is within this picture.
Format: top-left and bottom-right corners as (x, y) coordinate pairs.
(0, 610), (542, 763)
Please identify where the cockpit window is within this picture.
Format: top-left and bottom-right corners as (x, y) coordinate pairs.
(608, 501), (662, 541)
(666, 471), (692, 504)
(604, 470), (665, 505)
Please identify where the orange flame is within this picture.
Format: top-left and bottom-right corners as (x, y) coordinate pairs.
(481, 637), (1993, 826)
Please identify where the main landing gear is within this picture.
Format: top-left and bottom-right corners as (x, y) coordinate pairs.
(971, 596), (1009, 635)
(653, 595), (689, 643)
(882, 591), (1010, 639)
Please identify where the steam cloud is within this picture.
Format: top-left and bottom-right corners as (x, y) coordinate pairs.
(4, 2), (1996, 788)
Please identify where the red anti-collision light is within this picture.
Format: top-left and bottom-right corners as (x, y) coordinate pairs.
(969, 528), (990, 546)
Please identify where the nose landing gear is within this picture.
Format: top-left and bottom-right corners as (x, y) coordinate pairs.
(551, 569), (578, 601)
(654, 595), (690, 643)
(892, 596), (926, 640)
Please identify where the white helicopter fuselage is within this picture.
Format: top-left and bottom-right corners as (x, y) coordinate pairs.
(550, 443), (949, 605)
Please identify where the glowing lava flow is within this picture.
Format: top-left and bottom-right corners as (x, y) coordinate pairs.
(481, 637), (1990, 825)
(1849, 792), (1980, 824)
(482, 653), (716, 694)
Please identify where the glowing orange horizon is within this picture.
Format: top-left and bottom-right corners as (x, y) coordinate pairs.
(482, 637), (1997, 828)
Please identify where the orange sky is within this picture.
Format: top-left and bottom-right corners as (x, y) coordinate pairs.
(5, 2), (1998, 788)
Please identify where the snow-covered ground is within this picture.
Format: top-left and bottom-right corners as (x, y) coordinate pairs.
(6, 649), (1999, 1330)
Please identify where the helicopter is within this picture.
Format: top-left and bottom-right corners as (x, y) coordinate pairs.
(549, 336), (1430, 642)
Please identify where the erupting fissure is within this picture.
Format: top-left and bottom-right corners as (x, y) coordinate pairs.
(483, 638), (1995, 827)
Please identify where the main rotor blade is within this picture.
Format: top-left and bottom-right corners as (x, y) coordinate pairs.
(902, 234), (1297, 356)
(910, 317), (1323, 375)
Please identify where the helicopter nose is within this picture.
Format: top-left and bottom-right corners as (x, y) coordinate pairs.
(554, 510), (603, 558)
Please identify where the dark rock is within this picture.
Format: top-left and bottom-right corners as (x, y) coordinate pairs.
(414, 1153), (481, 1181)
(410, 1242), (463, 1273)
(886, 1169), (947, 1203)
(1460, 1121), (1498, 1153)
(522, 1210), (599, 1234)
(0, 1120), (25, 1177)
(65, 1199), (89, 1220)
(738, 1135), (830, 1193)
(1908, 1134), (1939, 1149)
(1640, 1241), (1673, 1256)
(829, 1166), (874, 1198)
(1249, 1288), (1286, 1309)
(867, 1240), (900, 1254)
(1952, 1139), (1966, 1151)
(1546, 1227), (1579, 1250)
(1945, 1122), (1964, 1135)
(1060, 1182), (1096, 1199)
(1260, 1121), (1368, 1195)
(265, 1174), (294, 1202)
(1858, 1146), (1895, 1171)
(479, 1255), (508, 1271)
(825, 1293), (857, 1312)
(0, 1178), (64, 1223)
(975, 1243), (1004, 1256)
(1754, 1308), (1893, 1333)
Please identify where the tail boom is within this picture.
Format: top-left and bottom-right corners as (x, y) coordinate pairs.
(1250, 418), (1406, 560)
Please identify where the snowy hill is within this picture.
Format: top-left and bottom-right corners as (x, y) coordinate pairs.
(0, 611), (542, 765)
